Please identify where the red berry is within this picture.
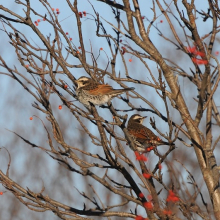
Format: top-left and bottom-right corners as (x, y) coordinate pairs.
(141, 154), (147, 161)
(187, 46), (196, 53)
(59, 105), (62, 110)
(121, 46), (126, 54)
(147, 195), (152, 201)
(166, 190), (179, 203)
(79, 12), (82, 18)
(135, 215), (144, 220)
(143, 173), (151, 179)
(143, 201), (153, 210)
(139, 192), (144, 198)
(0, 192), (3, 195)
(192, 58), (208, 65)
(163, 209), (172, 215)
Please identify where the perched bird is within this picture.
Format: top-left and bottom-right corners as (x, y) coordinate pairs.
(127, 114), (173, 152)
(75, 76), (134, 109)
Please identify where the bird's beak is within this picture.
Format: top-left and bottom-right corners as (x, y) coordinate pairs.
(139, 116), (147, 124)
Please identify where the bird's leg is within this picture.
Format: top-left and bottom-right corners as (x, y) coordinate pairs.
(99, 101), (112, 109)
(87, 102), (95, 113)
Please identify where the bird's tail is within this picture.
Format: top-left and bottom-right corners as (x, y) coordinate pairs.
(161, 141), (175, 146)
(110, 87), (135, 95)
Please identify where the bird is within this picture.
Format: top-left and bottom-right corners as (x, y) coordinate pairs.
(75, 76), (134, 109)
(127, 114), (173, 152)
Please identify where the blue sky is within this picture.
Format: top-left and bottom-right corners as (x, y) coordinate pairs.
(0, 1), (219, 219)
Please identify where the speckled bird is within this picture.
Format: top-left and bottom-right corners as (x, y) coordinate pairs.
(127, 114), (172, 152)
(75, 76), (134, 109)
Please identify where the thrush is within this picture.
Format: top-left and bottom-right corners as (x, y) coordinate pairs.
(75, 76), (134, 109)
(127, 114), (172, 152)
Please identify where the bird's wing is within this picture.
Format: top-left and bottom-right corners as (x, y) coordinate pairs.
(128, 128), (149, 144)
(87, 84), (114, 95)
(129, 127), (160, 144)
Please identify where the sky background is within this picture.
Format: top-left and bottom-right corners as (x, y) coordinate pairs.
(0, 1), (219, 219)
